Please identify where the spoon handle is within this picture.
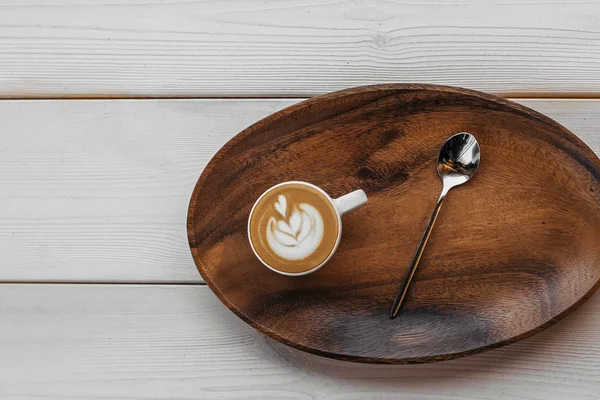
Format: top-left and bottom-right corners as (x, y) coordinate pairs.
(390, 194), (446, 319)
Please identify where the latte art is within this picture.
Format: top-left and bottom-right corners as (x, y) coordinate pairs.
(266, 195), (324, 260)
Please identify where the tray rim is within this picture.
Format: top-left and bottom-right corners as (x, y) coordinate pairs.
(187, 83), (600, 364)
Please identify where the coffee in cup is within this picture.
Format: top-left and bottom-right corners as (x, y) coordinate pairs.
(248, 181), (367, 276)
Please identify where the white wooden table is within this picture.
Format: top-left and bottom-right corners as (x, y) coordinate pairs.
(1, 1), (600, 399)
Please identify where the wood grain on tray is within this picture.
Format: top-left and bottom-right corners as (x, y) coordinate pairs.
(188, 84), (600, 363)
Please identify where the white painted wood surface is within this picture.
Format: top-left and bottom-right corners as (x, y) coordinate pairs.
(1, 0), (600, 98)
(1, 284), (599, 400)
(1, 99), (599, 283)
(0, 99), (288, 282)
(2, 0), (600, 397)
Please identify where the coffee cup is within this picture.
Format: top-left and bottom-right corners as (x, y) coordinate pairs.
(248, 181), (367, 276)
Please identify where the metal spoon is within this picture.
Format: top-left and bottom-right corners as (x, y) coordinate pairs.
(390, 132), (481, 319)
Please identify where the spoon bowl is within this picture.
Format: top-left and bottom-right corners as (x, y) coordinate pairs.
(438, 133), (481, 192)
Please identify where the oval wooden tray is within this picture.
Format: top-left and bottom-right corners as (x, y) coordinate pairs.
(187, 84), (600, 364)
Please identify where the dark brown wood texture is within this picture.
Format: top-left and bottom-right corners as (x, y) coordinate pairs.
(187, 84), (600, 364)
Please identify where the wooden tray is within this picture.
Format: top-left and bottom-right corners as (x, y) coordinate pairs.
(187, 84), (600, 364)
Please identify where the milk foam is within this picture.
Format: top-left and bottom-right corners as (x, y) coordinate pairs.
(266, 195), (324, 260)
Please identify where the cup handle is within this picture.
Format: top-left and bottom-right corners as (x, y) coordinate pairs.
(332, 189), (368, 215)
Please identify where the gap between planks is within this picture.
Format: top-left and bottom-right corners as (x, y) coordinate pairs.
(0, 280), (206, 286)
(2, 93), (600, 101)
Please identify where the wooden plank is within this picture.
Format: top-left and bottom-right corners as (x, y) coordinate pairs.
(0, 99), (293, 283)
(1, 99), (599, 283)
(1, 0), (600, 97)
(0, 284), (599, 399)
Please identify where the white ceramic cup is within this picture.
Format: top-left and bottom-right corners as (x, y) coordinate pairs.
(248, 181), (368, 276)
